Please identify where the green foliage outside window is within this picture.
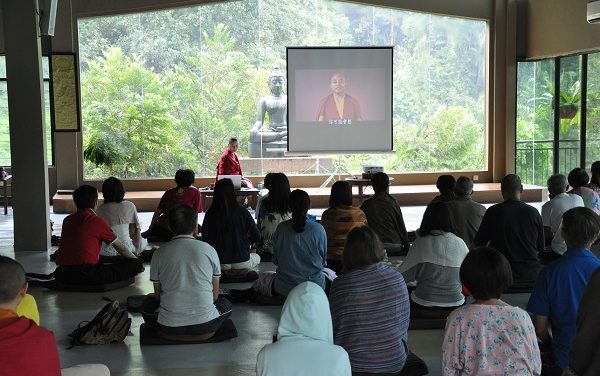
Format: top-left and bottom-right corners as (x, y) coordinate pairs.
(79, 0), (488, 179)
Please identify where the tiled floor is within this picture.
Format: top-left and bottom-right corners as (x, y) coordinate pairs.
(0, 203), (541, 375)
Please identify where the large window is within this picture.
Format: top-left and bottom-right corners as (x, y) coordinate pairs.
(78, 0), (488, 179)
(517, 53), (600, 186)
(0, 56), (53, 167)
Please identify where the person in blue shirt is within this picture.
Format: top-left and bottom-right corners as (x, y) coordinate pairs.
(527, 206), (600, 374)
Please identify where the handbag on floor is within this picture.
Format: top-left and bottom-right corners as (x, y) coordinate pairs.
(68, 298), (131, 347)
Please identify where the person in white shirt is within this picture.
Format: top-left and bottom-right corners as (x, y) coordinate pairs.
(256, 281), (351, 376)
(541, 174), (584, 257)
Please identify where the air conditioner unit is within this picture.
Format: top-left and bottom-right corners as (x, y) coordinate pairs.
(588, 1), (600, 24)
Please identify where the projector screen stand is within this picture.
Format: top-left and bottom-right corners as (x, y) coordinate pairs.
(301, 156), (332, 175)
(317, 156), (356, 191)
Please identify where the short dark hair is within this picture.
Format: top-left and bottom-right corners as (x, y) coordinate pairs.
(501, 174), (522, 194)
(436, 175), (456, 193)
(168, 205), (198, 235)
(460, 247), (513, 300)
(329, 181), (353, 208)
(454, 176), (473, 197)
(342, 226), (385, 271)
(102, 177), (125, 203)
(562, 207), (600, 249)
(73, 185), (98, 209)
(371, 172), (389, 193)
(568, 168), (590, 188)
(0, 256), (26, 304)
(174, 169), (195, 187)
(229, 138), (238, 144)
(546, 174), (568, 196)
(418, 201), (456, 237)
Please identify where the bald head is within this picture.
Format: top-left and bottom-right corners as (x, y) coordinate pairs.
(0, 256), (26, 305)
(501, 174), (522, 200)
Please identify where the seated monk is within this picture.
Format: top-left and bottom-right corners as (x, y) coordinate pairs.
(216, 137), (253, 188)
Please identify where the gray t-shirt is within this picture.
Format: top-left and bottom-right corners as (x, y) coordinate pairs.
(150, 235), (221, 327)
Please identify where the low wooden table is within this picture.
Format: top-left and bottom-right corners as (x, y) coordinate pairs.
(1, 175), (11, 215)
(200, 188), (259, 210)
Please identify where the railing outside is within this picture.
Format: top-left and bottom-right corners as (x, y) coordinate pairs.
(516, 139), (580, 186)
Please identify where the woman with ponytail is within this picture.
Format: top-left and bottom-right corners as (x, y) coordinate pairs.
(226, 189), (328, 302)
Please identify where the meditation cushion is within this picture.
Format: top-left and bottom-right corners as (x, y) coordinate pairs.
(139, 319), (238, 345)
(255, 294), (286, 306)
(220, 269), (259, 283)
(408, 317), (447, 330)
(40, 278), (135, 292)
(352, 352), (428, 376)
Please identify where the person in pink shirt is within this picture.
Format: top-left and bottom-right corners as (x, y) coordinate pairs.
(442, 247), (541, 376)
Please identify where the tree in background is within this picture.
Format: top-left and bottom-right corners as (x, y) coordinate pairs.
(82, 47), (182, 178)
(166, 24), (255, 176)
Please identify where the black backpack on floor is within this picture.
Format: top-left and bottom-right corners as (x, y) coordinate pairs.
(68, 298), (131, 347)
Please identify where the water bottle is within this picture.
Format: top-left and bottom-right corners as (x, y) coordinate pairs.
(257, 182), (263, 195)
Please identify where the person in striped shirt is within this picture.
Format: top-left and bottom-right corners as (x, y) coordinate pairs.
(329, 226), (410, 374)
(321, 181), (367, 272)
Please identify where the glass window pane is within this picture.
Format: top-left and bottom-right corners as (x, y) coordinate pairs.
(0, 57), (53, 166)
(586, 53), (600, 168)
(42, 57), (50, 80)
(557, 56), (581, 176)
(78, 1), (488, 179)
(516, 60), (555, 186)
(0, 57), (5, 79)
(0, 82), (9, 166)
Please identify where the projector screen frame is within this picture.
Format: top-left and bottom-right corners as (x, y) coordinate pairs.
(286, 46), (394, 155)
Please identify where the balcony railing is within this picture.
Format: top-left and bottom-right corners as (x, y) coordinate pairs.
(516, 139), (580, 186)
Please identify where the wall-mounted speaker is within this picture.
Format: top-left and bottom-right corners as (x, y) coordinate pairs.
(38, 0), (58, 36)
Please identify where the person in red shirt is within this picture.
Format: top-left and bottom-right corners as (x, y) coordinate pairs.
(216, 138), (254, 188)
(54, 185), (143, 285)
(142, 169), (203, 241)
(0, 256), (110, 376)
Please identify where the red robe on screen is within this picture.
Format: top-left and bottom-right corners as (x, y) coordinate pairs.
(316, 94), (363, 121)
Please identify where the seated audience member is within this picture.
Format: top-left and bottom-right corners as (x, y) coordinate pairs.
(446, 176), (486, 248)
(473, 174), (544, 285)
(0, 256), (110, 376)
(142, 169), (202, 242)
(255, 172), (275, 219)
(431, 174), (456, 204)
(54, 185), (144, 285)
(330, 226), (410, 374)
(321, 181), (367, 272)
(399, 202), (469, 317)
(149, 205), (232, 339)
(565, 268), (600, 376)
(442, 247), (541, 375)
(227, 189), (327, 301)
(216, 137), (253, 188)
(588, 160), (600, 194)
(256, 282), (351, 376)
(256, 173), (291, 256)
(568, 167), (600, 214)
(527, 207), (600, 372)
(360, 172), (410, 254)
(541, 174), (584, 257)
(202, 178), (260, 271)
(97, 176), (147, 257)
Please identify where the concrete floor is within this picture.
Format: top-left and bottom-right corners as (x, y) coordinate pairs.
(0, 203), (541, 375)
